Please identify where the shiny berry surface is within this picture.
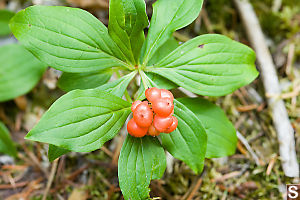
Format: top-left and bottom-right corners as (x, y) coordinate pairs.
(152, 97), (174, 117)
(148, 124), (160, 136)
(145, 87), (161, 102)
(131, 100), (142, 112)
(160, 89), (174, 101)
(153, 115), (173, 132)
(127, 118), (148, 137)
(164, 116), (178, 133)
(133, 101), (153, 127)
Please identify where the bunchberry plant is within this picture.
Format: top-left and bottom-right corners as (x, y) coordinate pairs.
(9, 0), (259, 199)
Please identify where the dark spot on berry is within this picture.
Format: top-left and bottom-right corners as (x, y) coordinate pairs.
(28, 24), (32, 27)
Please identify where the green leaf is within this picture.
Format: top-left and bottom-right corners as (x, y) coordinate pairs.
(0, 44), (47, 102)
(145, 37), (179, 90)
(177, 97), (237, 158)
(118, 135), (166, 200)
(0, 9), (15, 36)
(147, 34), (259, 96)
(97, 71), (137, 97)
(148, 36), (179, 66)
(10, 5), (130, 73)
(26, 89), (131, 152)
(109, 0), (148, 64)
(135, 81), (146, 101)
(48, 144), (69, 162)
(141, 0), (203, 65)
(146, 73), (177, 90)
(160, 99), (207, 174)
(58, 70), (112, 92)
(0, 121), (17, 157)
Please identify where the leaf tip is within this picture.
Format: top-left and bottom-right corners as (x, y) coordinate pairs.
(24, 131), (34, 140)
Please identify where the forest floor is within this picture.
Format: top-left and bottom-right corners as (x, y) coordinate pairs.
(0, 0), (299, 199)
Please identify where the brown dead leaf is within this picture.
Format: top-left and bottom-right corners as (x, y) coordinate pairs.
(68, 188), (88, 200)
(0, 0), (5, 9)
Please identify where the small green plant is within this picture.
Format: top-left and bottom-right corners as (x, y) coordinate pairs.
(0, 10), (47, 102)
(0, 44), (47, 102)
(0, 11), (47, 157)
(0, 9), (15, 36)
(9, 0), (259, 199)
(0, 121), (17, 157)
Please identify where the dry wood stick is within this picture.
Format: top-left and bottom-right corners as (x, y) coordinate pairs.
(234, 0), (299, 177)
(42, 159), (58, 200)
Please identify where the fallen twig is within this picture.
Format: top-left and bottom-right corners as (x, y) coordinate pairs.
(234, 0), (299, 177)
(266, 155), (278, 175)
(67, 164), (89, 181)
(186, 177), (203, 200)
(236, 104), (258, 112)
(0, 181), (28, 189)
(213, 171), (242, 183)
(42, 158), (59, 200)
(236, 131), (261, 166)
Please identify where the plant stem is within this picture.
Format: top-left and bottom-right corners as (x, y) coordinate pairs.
(138, 69), (151, 89)
(115, 70), (133, 103)
(124, 90), (133, 103)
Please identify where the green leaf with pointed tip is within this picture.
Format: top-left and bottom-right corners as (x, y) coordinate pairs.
(109, 0), (148, 64)
(177, 97), (237, 158)
(0, 44), (47, 102)
(0, 121), (17, 157)
(160, 99), (207, 174)
(141, 0), (203, 65)
(48, 144), (69, 162)
(58, 70), (112, 92)
(97, 71), (137, 97)
(0, 9), (15, 36)
(10, 5), (130, 73)
(147, 34), (259, 96)
(26, 89), (131, 152)
(118, 135), (166, 200)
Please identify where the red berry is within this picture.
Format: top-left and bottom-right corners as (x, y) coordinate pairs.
(131, 100), (142, 112)
(127, 118), (148, 137)
(145, 87), (161, 102)
(164, 116), (178, 133)
(148, 124), (160, 136)
(153, 115), (173, 132)
(152, 97), (174, 117)
(133, 101), (153, 127)
(161, 89), (174, 101)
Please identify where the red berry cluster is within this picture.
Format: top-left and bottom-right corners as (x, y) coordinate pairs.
(127, 87), (178, 138)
